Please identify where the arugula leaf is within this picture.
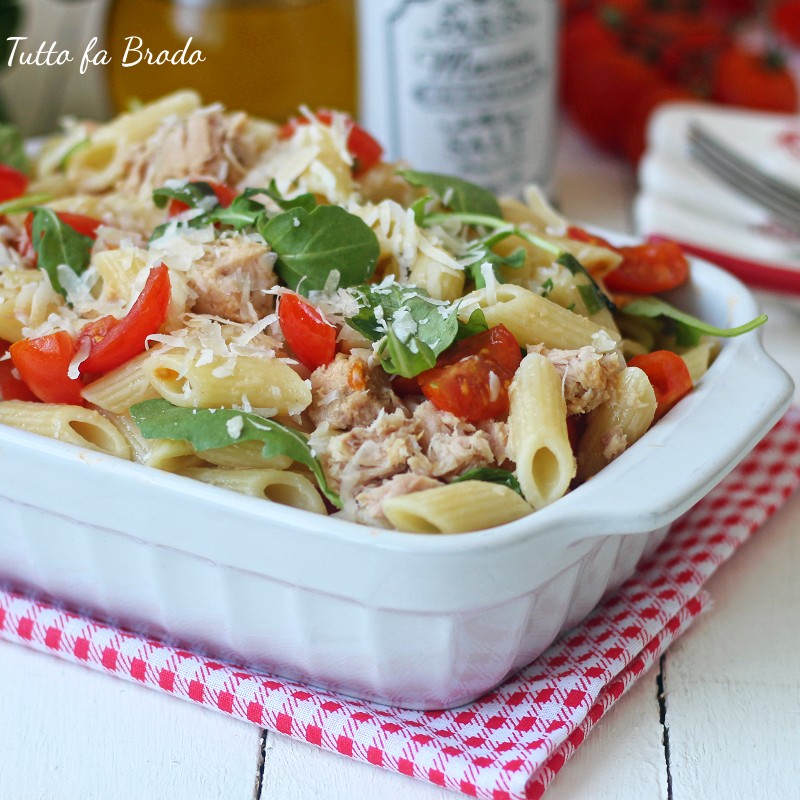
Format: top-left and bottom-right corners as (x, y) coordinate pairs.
(410, 194), (434, 226)
(152, 181), (218, 211)
(31, 208), (94, 298)
(456, 307), (489, 341)
(0, 123), (29, 174)
(452, 467), (523, 496)
(129, 399), (341, 509)
(621, 296), (768, 347)
(346, 282), (462, 377)
(263, 180), (317, 213)
(399, 169), (502, 218)
(557, 252), (615, 314)
(259, 205), (379, 295)
(207, 189), (266, 231)
(150, 185), (269, 240)
(465, 246), (526, 289)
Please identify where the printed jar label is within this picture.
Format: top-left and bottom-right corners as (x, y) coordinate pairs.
(361, 0), (556, 195)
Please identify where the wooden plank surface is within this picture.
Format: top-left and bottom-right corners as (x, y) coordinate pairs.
(0, 639), (264, 800)
(662, 491), (800, 800)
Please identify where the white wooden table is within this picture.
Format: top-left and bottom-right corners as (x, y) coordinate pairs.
(2, 126), (800, 800)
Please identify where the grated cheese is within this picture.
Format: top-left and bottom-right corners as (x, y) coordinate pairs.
(225, 415), (244, 439)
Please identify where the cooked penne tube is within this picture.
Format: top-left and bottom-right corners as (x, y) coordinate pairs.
(144, 349), (312, 413)
(577, 366), (657, 480)
(382, 481), (532, 533)
(197, 441), (292, 470)
(408, 252), (465, 302)
(111, 413), (202, 472)
(82, 352), (162, 414)
(509, 353), (576, 509)
(460, 284), (619, 349)
(0, 401), (132, 459)
(67, 90), (201, 191)
(0, 295), (23, 343)
(93, 248), (148, 305)
(681, 340), (717, 384)
(181, 467), (326, 514)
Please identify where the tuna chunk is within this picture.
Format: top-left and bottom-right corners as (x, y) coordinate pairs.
(531, 345), (623, 415)
(355, 473), (444, 525)
(412, 402), (499, 479)
(124, 109), (264, 195)
(308, 353), (404, 430)
(188, 238), (277, 323)
(321, 409), (431, 524)
(317, 400), (507, 525)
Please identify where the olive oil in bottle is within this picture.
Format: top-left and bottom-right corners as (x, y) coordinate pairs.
(106, 0), (357, 121)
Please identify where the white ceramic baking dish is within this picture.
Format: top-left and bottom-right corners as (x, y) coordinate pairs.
(0, 257), (792, 709)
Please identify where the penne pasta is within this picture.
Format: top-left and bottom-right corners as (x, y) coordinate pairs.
(460, 284), (620, 350)
(0, 401), (132, 459)
(508, 353), (576, 509)
(197, 441), (292, 470)
(82, 352), (162, 414)
(681, 340), (718, 384)
(577, 366), (657, 481)
(181, 467), (326, 515)
(382, 481), (532, 533)
(67, 90), (202, 191)
(408, 252), (465, 302)
(110, 413), (202, 472)
(144, 349), (312, 413)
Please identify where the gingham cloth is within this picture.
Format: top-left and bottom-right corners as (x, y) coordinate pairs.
(2, 408), (800, 800)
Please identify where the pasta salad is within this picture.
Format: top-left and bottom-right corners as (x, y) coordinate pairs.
(0, 92), (766, 532)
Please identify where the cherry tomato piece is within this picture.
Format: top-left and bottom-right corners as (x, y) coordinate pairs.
(418, 325), (523, 423)
(78, 264), (171, 375)
(10, 331), (84, 405)
(566, 225), (615, 249)
(167, 182), (238, 217)
(0, 163), (28, 203)
(0, 343), (38, 402)
(628, 350), (692, 420)
(391, 374), (422, 397)
(279, 110), (384, 176)
(278, 292), (337, 372)
(605, 240), (689, 294)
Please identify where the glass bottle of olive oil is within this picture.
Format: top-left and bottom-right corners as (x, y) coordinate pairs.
(105, 0), (357, 122)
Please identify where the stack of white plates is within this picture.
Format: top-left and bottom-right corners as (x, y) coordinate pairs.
(635, 102), (800, 292)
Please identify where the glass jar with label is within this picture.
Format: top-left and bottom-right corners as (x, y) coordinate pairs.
(105, 0), (357, 122)
(358, 0), (558, 196)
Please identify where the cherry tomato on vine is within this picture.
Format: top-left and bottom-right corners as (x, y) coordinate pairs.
(713, 45), (798, 112)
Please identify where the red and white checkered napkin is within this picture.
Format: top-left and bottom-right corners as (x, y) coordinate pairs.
(3, 409), (800, 800)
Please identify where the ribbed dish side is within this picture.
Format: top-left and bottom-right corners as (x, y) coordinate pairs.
(0, 496), (671, 709)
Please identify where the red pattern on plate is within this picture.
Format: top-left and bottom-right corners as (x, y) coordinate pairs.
(2, 408), (800, 799)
